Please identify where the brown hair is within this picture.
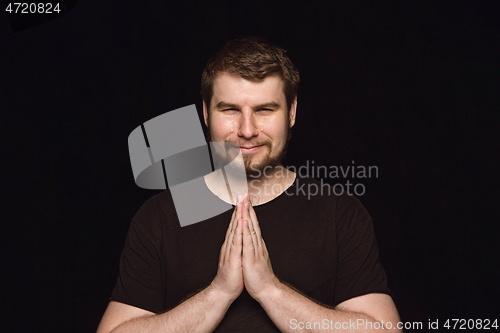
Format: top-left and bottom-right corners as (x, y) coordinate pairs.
(201, 36), (300, 114)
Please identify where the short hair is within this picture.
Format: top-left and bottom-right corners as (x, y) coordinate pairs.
(201, 36), (300, 113)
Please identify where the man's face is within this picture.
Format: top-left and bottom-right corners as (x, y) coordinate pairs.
(203, 72), (296, 178)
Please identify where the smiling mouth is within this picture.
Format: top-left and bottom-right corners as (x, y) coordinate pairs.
(239, 145), (263, 153)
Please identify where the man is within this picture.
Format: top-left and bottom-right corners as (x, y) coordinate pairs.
(97, 36), (401, 332)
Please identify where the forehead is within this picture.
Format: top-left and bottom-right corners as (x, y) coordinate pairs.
(212, 72), (285, 106)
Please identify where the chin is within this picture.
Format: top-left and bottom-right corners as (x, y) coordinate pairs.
(244, 155), (281, 178)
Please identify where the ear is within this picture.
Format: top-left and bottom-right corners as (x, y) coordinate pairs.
(288, 97), (297, 128)
(202, 100), (209, 127)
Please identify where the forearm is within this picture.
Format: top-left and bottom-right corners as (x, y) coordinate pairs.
(110, 284), (232, 333)
(258, 283), (397, 333)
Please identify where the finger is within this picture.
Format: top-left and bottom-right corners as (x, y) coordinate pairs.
(241, 196), (250, 221)
(243, 200), (258, 248)
(222, 206), (237, 261)
(226, 218), (239, 258)
(261, 237), (270, 258)
(247, 201), (263, 249)
(236, 195), (245, 222)
(224, 204), (238, 244)
(242, 220), (255, 258)
(230, 219), (243, 258)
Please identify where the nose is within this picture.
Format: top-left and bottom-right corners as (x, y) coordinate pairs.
(237, 110), (259, 139)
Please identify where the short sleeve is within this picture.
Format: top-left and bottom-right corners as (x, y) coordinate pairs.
(333, 195), (394, 306)
(109, 199), (165, 313)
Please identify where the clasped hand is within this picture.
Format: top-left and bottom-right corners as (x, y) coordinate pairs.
(211, 193), (279, 303)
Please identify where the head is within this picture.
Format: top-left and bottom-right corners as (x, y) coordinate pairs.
(201, 36), (300, 178)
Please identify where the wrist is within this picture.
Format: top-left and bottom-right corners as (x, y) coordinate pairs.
(254, 277), (283, 305)
(207, 281), (239, 305)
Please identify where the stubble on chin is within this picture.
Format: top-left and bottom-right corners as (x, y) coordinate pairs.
(244, 129), (291, 179)
(244, 146), (279, 179)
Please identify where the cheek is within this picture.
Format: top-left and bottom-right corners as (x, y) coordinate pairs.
(210, 117), (234, 138)
(265, 119), (288, 140)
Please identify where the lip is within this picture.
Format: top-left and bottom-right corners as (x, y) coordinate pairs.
(239, 145), (262, 153)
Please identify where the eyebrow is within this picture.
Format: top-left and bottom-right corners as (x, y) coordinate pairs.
(215, 101), (282, 110)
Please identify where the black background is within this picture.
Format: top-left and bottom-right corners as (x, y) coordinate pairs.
(1, 0), (499, 332)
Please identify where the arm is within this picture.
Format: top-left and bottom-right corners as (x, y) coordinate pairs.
(97, 203), (246, 333)
(238, 195), (401, 333)
(97, 285), (233, 333)
(256, 285), (401, 332)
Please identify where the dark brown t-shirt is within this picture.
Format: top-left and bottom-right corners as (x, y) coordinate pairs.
(110, 175), (393, 332)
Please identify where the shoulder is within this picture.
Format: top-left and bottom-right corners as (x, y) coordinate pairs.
(130, 190), (179, 235)
(274, 174), (372, 240)
(286, 174), (371, 220)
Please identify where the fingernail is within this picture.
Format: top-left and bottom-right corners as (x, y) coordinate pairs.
(237, 195), (243, 204)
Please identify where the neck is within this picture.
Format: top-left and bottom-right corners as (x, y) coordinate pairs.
(204, 164), (296, 206)
(246, 165), (296, 205)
